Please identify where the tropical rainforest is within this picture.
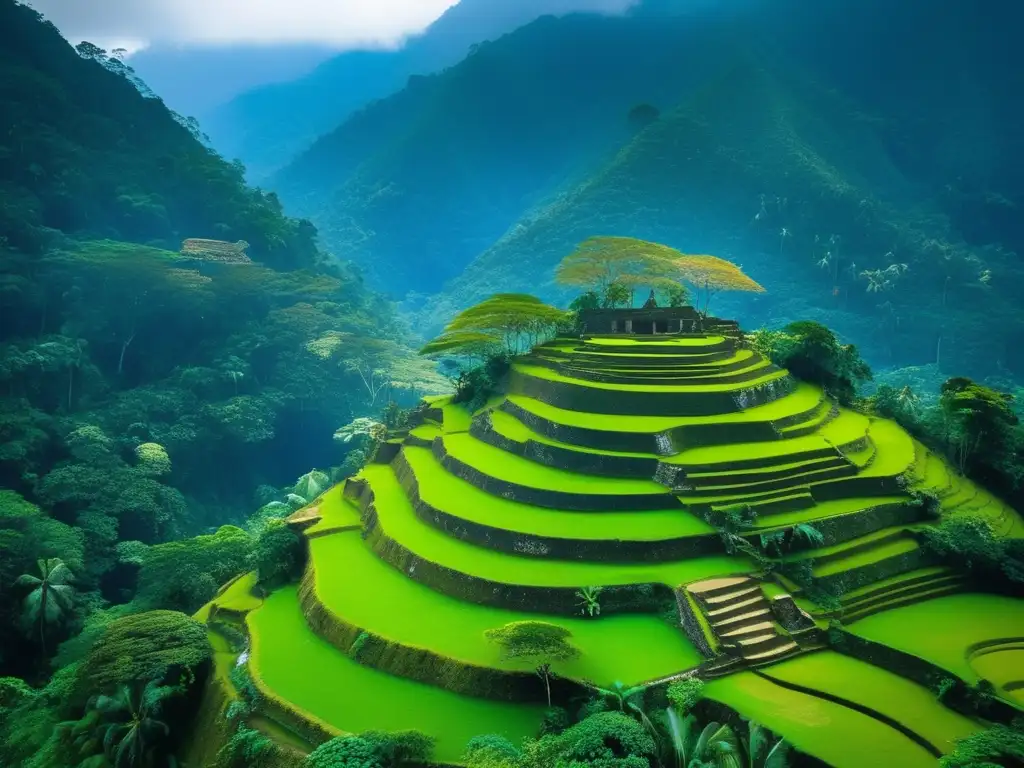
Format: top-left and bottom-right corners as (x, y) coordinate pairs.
(1, 0), (1023, 767)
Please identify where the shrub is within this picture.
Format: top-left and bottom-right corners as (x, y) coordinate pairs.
(940, 720), (1024, 767)
(753, 321), (871, 405)
(667, 677), (705, 713)
(921, 516), (1024, 593)
(75, 610), (211, 697)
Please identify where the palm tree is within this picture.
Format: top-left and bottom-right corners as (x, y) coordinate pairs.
(96, 680), (176, 767)
(16, 557), (75, 647)
(741, 720), (791, 768)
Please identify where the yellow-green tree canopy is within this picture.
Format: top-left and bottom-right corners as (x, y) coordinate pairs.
(421, 294), (568, 358)
(554, 236), (681, 303)
(484, 621), (579, 662)
(555, 237), (761, 314)
(669, 253), (765, 315)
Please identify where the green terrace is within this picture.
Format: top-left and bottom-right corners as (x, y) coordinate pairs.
(194, 321), (1024, 764)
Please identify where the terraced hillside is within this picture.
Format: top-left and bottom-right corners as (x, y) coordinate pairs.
(195, 325), (1024, 766)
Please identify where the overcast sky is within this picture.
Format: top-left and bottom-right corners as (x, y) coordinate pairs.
(27, 0), (636, 53)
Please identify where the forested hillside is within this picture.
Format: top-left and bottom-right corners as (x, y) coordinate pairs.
(203, 0), (640, 180)
(272, 0), (1024, 379)
(273, 11), (738, 294)
(0, 0), (439, 704)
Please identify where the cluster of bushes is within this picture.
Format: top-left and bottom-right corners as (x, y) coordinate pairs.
(748, 321), (872, 405)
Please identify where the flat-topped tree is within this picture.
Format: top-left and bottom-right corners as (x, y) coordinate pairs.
(555, 237), (759, 315)
(555, 236), (683, 308)
(420, 294), (568, 359)
(670, 253), (765, 318)
(485, 621), (579, 706)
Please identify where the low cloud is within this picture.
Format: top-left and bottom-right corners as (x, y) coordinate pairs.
(28, 0), (639, 51)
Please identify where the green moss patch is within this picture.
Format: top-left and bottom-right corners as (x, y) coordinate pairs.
(248, 587), (545, 764)
(403, 446), (712, 541)
(761, 651), (980, 754)
(704, 671), (938, 768)
(307, 531), (703, 686)
(359, 463), (747, 589)
(848, 593), (1024, 684)
(504, 381), (822, 433)
(304, 484), (363, 538)
(440, 433), (666, 496)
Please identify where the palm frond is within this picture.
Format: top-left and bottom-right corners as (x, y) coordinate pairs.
(15, 573), (43, 588)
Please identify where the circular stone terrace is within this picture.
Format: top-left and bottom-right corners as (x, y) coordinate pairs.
(196, 327), (1024, 767)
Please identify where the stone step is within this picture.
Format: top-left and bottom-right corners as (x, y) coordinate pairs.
(744, 640), (801, 664)
(718, 620), (776, 639)
(712, 607), (773, 631)
(687, 576), (757, 601)
(706, 593), (768, 619)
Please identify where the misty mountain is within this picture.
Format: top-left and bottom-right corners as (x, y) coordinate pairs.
(267, 0), (1024, 378)
(201, 0), (643, 180)
(271, 9), (749, 294)
(127, 44), (338, 119)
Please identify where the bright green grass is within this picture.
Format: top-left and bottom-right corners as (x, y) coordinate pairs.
(504, 382), (823, 432)
(781, 527), (911, 564)
(970, 645), (1024, 703)
(404, 446), (712, 541)
(489, 408), (656, 459)
(684, 454), (844, 480)
(703, 672), (937, 768)
(441, 402), (473, 433)
(304, 484), (363, 538)
(666, 434), (834, 466)
(540, 347), (758, 371)
(360, 463), (749, 588)
(213, 571), (263, 613)
(820, 409), (870, 445)
(849, 593), (1024, 684)
(309, 531), (703, 685)
(838, 566), (950, 603)
(761, 651), (980, 753)
(409, 423), (442, 441)
(857, 419), (916, 477)
(248, 587), (544, 763)
(441, 433), (666, 495)
(812, 537), (919, 578)
(750, 496), (909, 531)
(513, 362), (788, 393)
(583, 336), (727, 347)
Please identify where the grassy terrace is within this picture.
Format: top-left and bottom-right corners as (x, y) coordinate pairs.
(304, 484), (363, 538)
(403, 446), (713, 541)
(488, 408), (655, 459)
(812, 537), (920, 579)
(582, 336), (729, 348)
(360, 463), (749, 587)
(512, 361), (789, 393)
(248, 587), (545, 764)
(307, 531), (704, 684)
(504, 381), (823, 432)
(704, 672), (938, 768)
(440, 433), (667, 495)
(760, 651), (980, 754)
(848, 593), (1024, 685)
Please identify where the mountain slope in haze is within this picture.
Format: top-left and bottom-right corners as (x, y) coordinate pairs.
(127, 44), (338, 119)
(0, 1), (322, 270)
(272, 10), (746, 294)
(203, 0), (641, 180)
(429, 55), (1023, 377)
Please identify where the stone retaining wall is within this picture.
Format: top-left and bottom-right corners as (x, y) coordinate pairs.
(392, 451), (720, 562)
(298, 565), (570, 703)
(432, 438), (676, 511)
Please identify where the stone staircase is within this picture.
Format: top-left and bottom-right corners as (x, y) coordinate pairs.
(686, 576), (801, 667)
